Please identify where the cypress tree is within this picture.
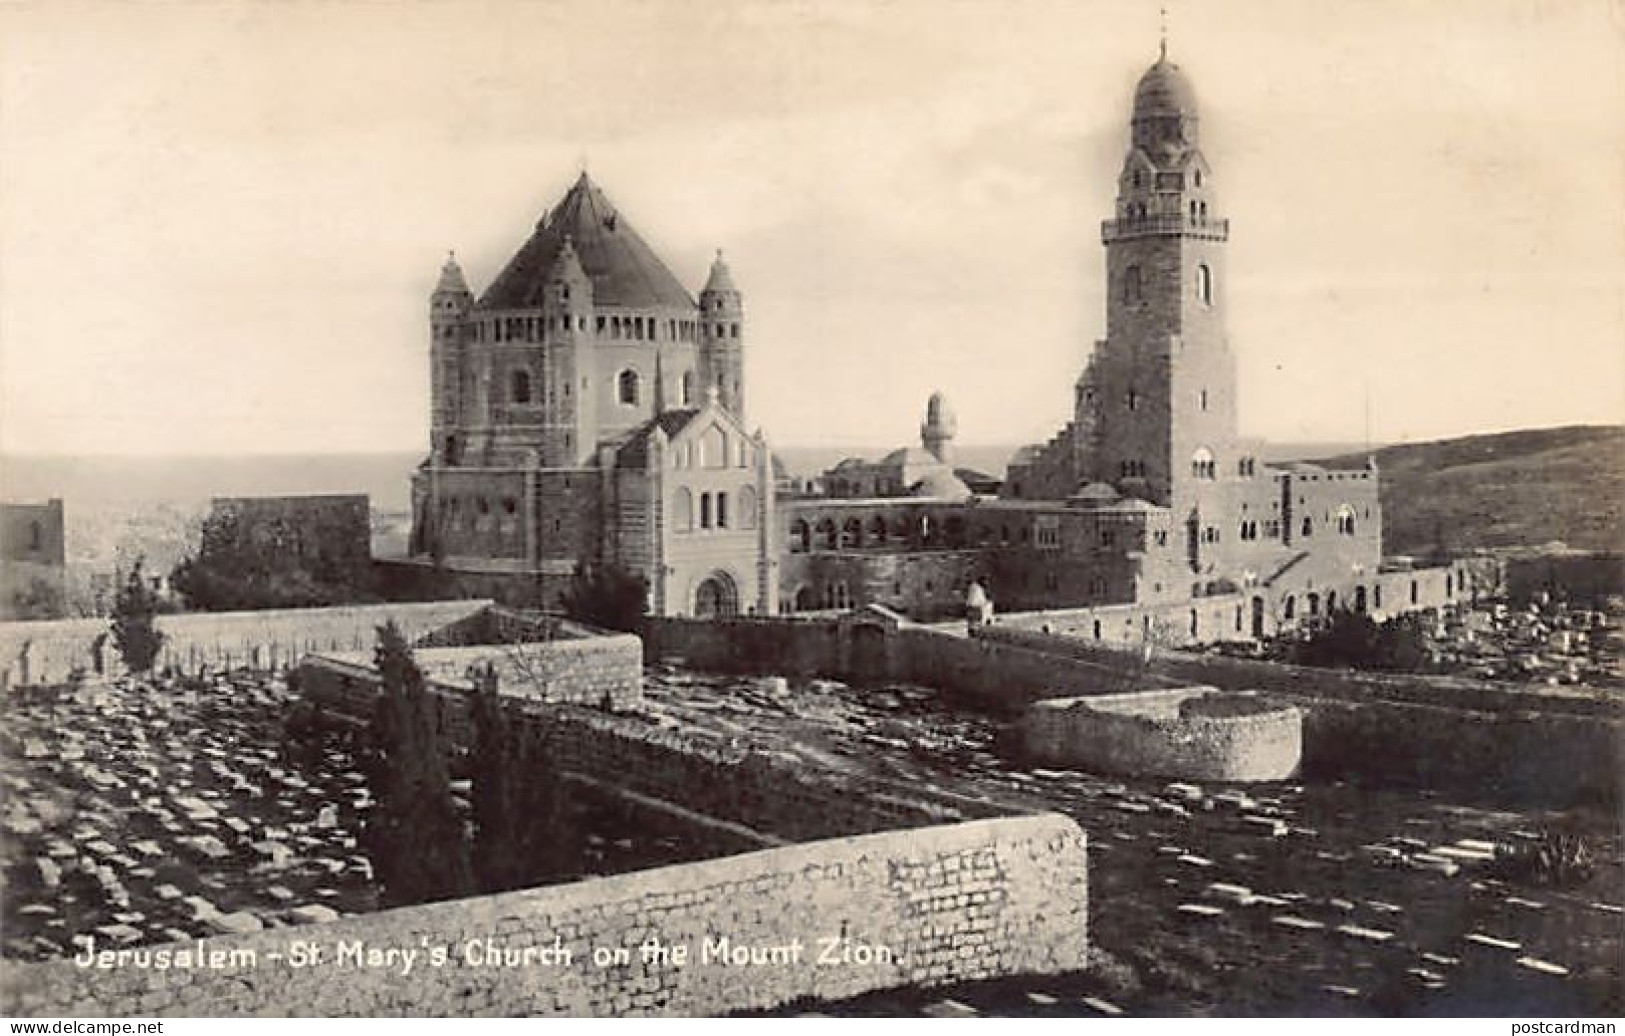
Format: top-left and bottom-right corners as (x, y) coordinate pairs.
(109, 560), (166, 673)
(361, 621), (474, 907)
(470, 666), (577, 892)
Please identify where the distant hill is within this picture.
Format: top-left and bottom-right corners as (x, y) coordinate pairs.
(1313, 425), (1625, 555)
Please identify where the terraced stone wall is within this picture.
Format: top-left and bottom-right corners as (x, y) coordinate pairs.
(0, 814), (1088, 1018)
(0, 600), (493, 687)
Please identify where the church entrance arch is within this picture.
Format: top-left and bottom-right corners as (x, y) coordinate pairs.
(693, 571), (739, 619)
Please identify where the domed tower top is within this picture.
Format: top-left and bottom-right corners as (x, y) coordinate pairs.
(699, 250), (741, 313)
(434, 251), (471, 296)
(431, 251), (472, 326)
(1131, 50), (1200, 156)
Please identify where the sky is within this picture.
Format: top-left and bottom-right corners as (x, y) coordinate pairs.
(1, 0), (1622, 457)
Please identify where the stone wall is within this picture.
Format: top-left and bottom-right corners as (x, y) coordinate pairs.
(1, 814), (1088, 1018)
(299, 660), (1002, 845)
(305, 635), (643, 712)
(646, 615), (1621, 805)
(1018, 688), (1303, 782)
(0, 600), (492, 687)
(1301, 698), (1623, 805)
(974, 623), (1620, 719)
(1504, 551), (1625, 608)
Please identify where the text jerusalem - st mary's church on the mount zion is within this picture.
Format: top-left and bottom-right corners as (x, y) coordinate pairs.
(405, 47), (1472, 639)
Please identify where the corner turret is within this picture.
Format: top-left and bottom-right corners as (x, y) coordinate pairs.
(698, 250), (745, 425)
(429, 252), (473, 460)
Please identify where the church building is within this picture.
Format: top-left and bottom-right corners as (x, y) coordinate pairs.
(408, 173), (775, 617)
(407, 48), (1467, 633)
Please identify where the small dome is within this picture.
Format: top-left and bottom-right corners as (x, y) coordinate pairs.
(1134, 57), (1198, 120)
(910, 470), (972, 501)
(1070, 481), (1121, 504)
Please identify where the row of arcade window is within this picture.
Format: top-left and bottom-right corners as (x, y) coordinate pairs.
(671, 427), (752, 470)
(479, 314), (741, 345)
(789, 513), (967, 552)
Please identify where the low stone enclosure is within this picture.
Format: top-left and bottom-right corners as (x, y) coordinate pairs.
(0, 814), (1088, 1017)
(1018, 687), (1303, 782)
(644, 614), (1623, 806)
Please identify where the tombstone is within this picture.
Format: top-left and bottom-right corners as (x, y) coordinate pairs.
(964, 581), (994, 628)
(204, 911), (263, 936)
(36, 858), (61, 889)
(288, 903), (339, 924)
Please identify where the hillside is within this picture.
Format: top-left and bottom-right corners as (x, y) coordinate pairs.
(1316, 425), (1625, 555)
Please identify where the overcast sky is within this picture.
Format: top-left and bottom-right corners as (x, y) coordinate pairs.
(2, 0), (1621, 457)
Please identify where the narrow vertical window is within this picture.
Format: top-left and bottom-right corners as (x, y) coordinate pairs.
(1196, 264), (1213, 305)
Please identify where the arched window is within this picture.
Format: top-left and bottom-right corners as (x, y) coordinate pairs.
(1336, 505), (1356, 536)
(617, 368), (640, 405)
(1196, 264), (1213, 305)
(1283, 595), (1296, 619)
(739, 486), (758, 530)
(1124, 264), (1142, 304)
(790, 519), (810, 552)
(681, 370), (695, 406)
(1191, 447), (1215, 480)
(716, 492), (729, 529)
(702, 425), (727, 469)
(673, 488), (694, 533)
(511, 369), (532, 403)
(818, 518), (837, 550)
(700, 492), (713, 529)
(841, 517), (863, 549)
(869, 514), (888, 543)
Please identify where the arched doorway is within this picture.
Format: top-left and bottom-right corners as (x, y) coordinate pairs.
(693, 571), (739, 618)
(1354, 585), (1368, 613)
(1251, 596), (1265, 639)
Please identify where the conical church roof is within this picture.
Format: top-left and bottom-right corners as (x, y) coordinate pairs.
(478, 172), (695, 311)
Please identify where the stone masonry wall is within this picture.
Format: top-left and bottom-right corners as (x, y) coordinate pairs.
(299, 657), (1002, 846)
(308, 635), (644, 712)
(1, 814), (1088, 1017)
(646, 616), (1620, 805)
(1019, 689), (1303, 782)
(0, 600), (493, 687)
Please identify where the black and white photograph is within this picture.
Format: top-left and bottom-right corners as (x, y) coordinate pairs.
(0, 0), (1620, 1022)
